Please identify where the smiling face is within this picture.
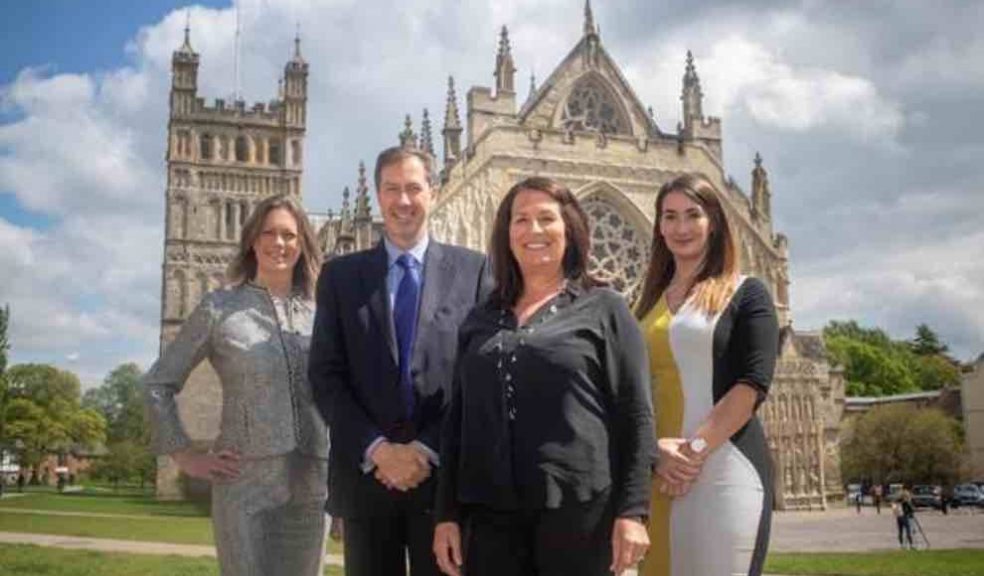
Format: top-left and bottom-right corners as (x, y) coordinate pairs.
(252, 207), (301, 283)
(658, 190), (711, 264)
(508, 188), (567, 279)
(376, 155), (433, 250)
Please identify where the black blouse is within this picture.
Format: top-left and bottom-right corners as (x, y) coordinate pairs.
(436, 284), (654, 522)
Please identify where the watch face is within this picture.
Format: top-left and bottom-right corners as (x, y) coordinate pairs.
(689, 438), (707, 454)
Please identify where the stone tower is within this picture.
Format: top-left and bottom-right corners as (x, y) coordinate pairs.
(156, 24), (308, 497)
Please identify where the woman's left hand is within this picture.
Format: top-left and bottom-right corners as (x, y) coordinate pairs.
(610, 517), (649, 576)
(654, 437), (704, 493)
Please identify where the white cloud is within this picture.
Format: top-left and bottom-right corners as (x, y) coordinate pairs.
(888, 25), (984, 92)
(0, 68), (161, 217)
(793, 230), (984, 361)
(624, 34), (904, 142)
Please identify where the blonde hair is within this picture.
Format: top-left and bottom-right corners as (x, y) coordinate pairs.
(635, 173), (739, 319)
(227, 194), (323, 299)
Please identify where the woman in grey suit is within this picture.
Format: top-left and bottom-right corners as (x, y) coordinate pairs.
(144, 194), (328, 576)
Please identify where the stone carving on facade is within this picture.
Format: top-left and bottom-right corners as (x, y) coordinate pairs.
(579, 193), (649, 300)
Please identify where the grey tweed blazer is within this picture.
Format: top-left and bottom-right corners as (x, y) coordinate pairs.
(144, 283), (328, 460)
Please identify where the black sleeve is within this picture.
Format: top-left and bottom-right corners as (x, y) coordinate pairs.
(733, 278), (779, 407)
(477, 254), (496, 303)
(435, 324), (471, 523)
(604, 294), (655, 519)
(309, 262), (340, 427)
(308, 258), (382, 466)
(415, 252), (489, 454)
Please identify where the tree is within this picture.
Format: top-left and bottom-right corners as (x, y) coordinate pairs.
(3, 364), (106, 477)
(910, 353), (962, 391)
(82, 363), (155, 488)
(82, 363), (147, 444)
(0, 305), (10, 455)
(841, 404), (963, 486)
(824, 320), (962, 396)
(911, 323), (949, 356)
(91, 440), (156, 490)
(824, 333), (917, 396)
(0, 304), (9, 376)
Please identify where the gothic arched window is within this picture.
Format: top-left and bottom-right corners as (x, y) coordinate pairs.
(269, 140), (282, 166)
(561, 77), (628, 135)
(200, 134), (213, 160)
(581, 195), (649, 301)
(235, 136), (249, 163)
(225, 201), (236, 240)
(291, 140), (302, 166)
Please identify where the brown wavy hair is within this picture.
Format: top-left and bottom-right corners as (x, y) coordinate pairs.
(489, 177), (601, 306)
(227, 194), (322, 299)
(634, 173), (739, 319)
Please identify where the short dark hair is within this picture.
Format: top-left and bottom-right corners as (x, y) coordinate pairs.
(489, 176), (600, 306)
(373, 146), (436, 190)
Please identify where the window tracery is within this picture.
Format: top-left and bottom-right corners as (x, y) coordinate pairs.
(581, 195), (649, 300)
(561, 78), (627, 135)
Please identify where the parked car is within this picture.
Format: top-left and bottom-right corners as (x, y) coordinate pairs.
(952, 483), (984, 508)
(885, 483), (905, 503)
(911, 484), (942, 509)
(845, 483), (869, 505)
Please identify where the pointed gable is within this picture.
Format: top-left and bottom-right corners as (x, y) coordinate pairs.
(519, 35), (659, 138)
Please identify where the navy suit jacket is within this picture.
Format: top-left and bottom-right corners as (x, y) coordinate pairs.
(309, 240), (490, 517)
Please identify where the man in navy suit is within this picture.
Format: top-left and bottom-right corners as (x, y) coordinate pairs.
(310, 146), (489, 576)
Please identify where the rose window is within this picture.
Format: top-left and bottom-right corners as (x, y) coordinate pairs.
(561, 79), (626, 135)
(581, 195), (649, 301)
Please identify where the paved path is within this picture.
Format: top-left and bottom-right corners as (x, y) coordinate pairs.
(4, 505), (982, 573)
(771, 505), (984, 552)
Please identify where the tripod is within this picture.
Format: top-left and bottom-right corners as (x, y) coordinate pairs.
(910, 513), (931, 549)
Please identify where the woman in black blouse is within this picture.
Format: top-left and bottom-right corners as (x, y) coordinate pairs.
(433, 177), (654, 576)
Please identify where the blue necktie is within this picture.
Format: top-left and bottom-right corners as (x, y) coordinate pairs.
(394, 254), (420, 418)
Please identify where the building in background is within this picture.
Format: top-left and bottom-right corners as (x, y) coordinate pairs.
(962, 355), (984, 478)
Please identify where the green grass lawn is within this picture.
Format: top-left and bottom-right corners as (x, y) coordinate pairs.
(0, 487), (344, 555)
(766, 549), (984, 575)
(0, 510), (216, 545)
(0, 486), (205, 517)
(0, 543), (345, 576)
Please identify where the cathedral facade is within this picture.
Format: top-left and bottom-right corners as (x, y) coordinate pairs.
(157, 5), (843, 508)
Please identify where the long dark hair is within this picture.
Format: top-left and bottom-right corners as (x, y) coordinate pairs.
(489, 177), (600, 306)
(227, 194), (323, 299)
(634, 173), (738, 319)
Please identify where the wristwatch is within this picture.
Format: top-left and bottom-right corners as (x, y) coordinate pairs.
(688, 437), (708, 454)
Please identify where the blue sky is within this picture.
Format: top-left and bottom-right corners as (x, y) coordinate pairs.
(2, 1), (983, 385)
(0, 0), (225, 229)
(1, 1), (226, 85)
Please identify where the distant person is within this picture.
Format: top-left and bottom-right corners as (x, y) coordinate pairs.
(636, 174), (779, 576)
(872, 484), (883, 514)
(855, 489), (863, 514)
(892, 497), (914, 549)
(16, 474), (24, 492)
(144, 194), (328, 576)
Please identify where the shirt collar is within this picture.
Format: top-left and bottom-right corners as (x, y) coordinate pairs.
(383, 234), (429, 268)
